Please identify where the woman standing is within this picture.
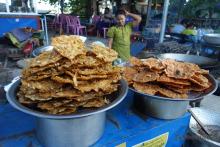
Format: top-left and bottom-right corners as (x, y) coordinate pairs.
(107, 9), (141, 61)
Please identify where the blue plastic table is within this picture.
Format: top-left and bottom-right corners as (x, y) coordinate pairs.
(0, 90), (190, 147)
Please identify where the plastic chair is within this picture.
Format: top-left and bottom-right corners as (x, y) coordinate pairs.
(53, 14), (68, 34)
(66, 16), (77, 34)
(75, 17), (87, 36)
(103, 28), (108, 38)
(92, 15), (101, 24)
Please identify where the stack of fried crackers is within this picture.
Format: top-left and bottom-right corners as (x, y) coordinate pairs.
(17, 35), (121, 115)
(124, 57), (212, 99)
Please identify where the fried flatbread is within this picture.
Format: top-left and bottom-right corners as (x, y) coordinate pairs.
(72, 54), (103, 67)
(129, 57), (143, 66)
(163, 59), (195, 79)
(91, 45), (118, 62)
(83, 97), (109, 108)
(21, 79), (62, 92)
(166, 86), (189, 94)
(157, 74), (191, 86)
(51, 75), (74, 85)
(133, 82), (160, 95)
(75, 79), (116, 92)
(123, 67), (137, 84)
(52, 35), (87, 60)
(157, 87), (188, 99)
(29, 51), (62, 67)
(190, 74), (210, 88)
(142, 58), (165, 70)
(133, 70), (159, 83)
(76, 64), (121, 75)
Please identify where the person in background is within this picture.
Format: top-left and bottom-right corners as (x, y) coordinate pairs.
(107, 9), (141, 61)
(96, 7), (114, 37)
(101, 7), (114, 24)
(170, 19), (187, 34)
(182, 23), (197, 36)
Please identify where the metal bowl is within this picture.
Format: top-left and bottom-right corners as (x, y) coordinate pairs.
(189, 107), (220, 147)
(6, 79), (128, 147)
(132, 74), (217, 120)
(157, 53), (218, 68)
(203, 34), (220, 45)
(31, 45), (53, 57)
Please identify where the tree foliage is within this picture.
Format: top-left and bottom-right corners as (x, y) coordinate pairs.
(182, 0), (220, 18)
(68, 0), (87, 16)
(41, 0), (88, 15)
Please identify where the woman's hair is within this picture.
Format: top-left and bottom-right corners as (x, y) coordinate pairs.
(104, 7), (110, 14)
(115, 9), (126, 17)
(186, 22), (194, 28)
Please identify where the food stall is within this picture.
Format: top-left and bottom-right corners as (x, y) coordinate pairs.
(0, 35), (218, 147)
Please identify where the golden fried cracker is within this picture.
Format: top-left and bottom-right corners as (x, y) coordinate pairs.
(77, 74), (109, 80)
(190, 74), (209, 88)
(166, 86), (189, 94)
(38, 99), (72, 110)
(30, 51), (62, 67)
(83, 97), (109, 108)
(142, 58), (165, 70)
(52, 35), (87, 60)
(51, 75), (74, 85)
(52, 90), (80, 98)
(129, 57), (143, 66)
(21, 79), (62, 92)
(163, 59), (195, 79)
(133, 70), (159, 83)
(72, 92), (105, 102)
(25, 93), (52, 101)
(91, 45), (118, 62)
(57, 108), (77, 115)
(157, 87), (188, 99)
(18, 97), (37, 104)
(133, 82), (160, 95)
(123, 67), (137, 84)
(162, 83), (190, 89)
(77, 64), (121, 75)
(75, 79), (115, 92)
(157, 74), (191, 86)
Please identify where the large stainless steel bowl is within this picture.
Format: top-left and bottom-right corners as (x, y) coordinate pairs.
(6, 79), (128, 147)
(203, 34), (220, 45)
(32, 45), (53, 57)
(189, 107), (220, 147)
(132, 74), (217, 120)
(157, 53), (218, 68)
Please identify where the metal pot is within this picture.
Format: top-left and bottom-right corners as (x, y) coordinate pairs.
(31, 45), (53, 57)
(157, 53), (219, 69)
(133, 92), (189, 119)
(36, 113), (106, 147)
(189, 107), (220, 147)
(203, 34), (220, 46)
(132, 74), (217, 120)
(136, 52), (219, 69)
(6, 79), (128, 147)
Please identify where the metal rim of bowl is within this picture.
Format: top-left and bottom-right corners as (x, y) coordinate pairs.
(32, 46), (54, 57)
(189, 108), (220, 146)
(6, 78), (128, 119)
(129, 74), (217, 102)
(204, 33), (220, 37)
(190, 127), (220, 146)
(157, 53), (218, 66)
